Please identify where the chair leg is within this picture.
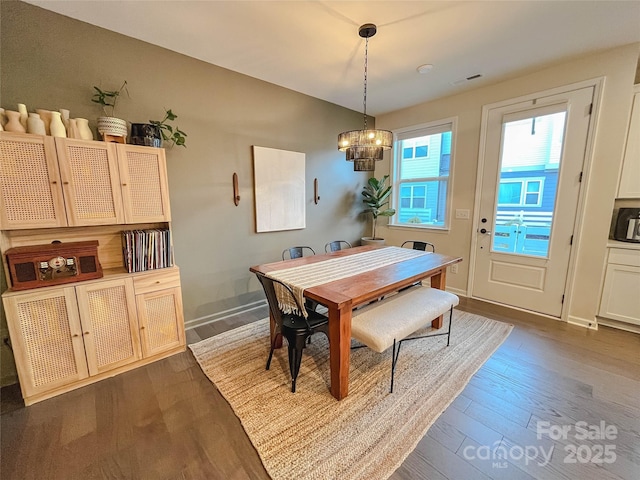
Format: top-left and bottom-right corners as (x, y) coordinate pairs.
(287, 334), (309, 393)
(266, 332), (282, 370)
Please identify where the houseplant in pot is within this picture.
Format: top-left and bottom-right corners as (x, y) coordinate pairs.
(92, 80), (129, 138)
(361, 175), (396, 245)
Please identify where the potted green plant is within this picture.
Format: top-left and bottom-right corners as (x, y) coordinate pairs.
(92, 80), (129, 138)
(361, 175), (396, 245)
(150, 109), (187, 148)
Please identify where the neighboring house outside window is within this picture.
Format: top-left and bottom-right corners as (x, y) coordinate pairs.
(390, 119), (456, 229)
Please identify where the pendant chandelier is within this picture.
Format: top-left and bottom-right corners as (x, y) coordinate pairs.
(338, 23), (392, 172)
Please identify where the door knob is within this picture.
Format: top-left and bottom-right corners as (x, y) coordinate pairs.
(480, 228), (491, 234)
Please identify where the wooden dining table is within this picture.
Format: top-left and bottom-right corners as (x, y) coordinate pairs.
(249, 245), (462, 400)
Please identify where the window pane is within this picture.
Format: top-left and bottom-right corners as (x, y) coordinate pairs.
(396, 181), (447, 226)
(525, 193), (539, 205)
(498, 182), (522, 205)
(399, 131), (451, 181)
(393, 122), (454, 229)
(527, 180), (541, 193)
(415, 145), (428, 157)
(493, 111), (566, 257)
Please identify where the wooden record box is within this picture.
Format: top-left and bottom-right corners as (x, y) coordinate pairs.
(5, 240), (103, 291)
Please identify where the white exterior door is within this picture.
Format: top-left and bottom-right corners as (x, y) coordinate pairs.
(471, 86), (594, 317)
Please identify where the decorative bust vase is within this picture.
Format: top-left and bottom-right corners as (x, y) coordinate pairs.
(27, 113), (46, 135)
(75, 118), (94, 141)
(4, 110), (26, 133)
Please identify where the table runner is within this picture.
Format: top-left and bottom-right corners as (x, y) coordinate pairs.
(267, 246), (430, 316)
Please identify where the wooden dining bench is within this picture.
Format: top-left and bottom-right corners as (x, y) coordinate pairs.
(351, 285), (460, 392)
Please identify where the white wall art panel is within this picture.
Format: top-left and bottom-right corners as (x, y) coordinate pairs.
(253, 146), (305, 232)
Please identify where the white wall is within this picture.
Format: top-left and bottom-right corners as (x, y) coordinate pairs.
(375, 43), (640, 327)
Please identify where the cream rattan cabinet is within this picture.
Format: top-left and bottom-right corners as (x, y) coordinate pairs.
(3, 286), (90, 400)
(133, 268), (185, 357)
(0, 132), (184, 406)
(3, 271), (184, 405)
(0, 132), (171, 230)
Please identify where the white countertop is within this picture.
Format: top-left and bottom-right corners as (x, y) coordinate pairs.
(607, 240), (640, 250)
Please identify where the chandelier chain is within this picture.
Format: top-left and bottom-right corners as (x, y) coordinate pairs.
(363, 36), (368, 130)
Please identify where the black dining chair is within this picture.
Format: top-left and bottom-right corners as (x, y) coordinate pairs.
(281, 246), (320, 312)
(282, 246), (316, 260)
(255, 271), (329, 393)
(401, 240), (435, 252)
(324, 240), (352, 253)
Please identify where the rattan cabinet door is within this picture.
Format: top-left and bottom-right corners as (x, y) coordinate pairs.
(2, 287), (89, 400)
(0, 133), (67, 229)
(136, 286), (185, 358)
(75, 278), (142, 376)
(117, 144), (171, 223)
(55, 138), (125, 226)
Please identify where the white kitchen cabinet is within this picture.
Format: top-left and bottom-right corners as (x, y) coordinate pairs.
(599, 245), (640, 328)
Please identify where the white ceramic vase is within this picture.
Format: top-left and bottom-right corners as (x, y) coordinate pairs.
(76, 118), (94, 141)
(17, 103), (28, 130)
(35, 109), (52, 135)
(59, 109), (70, 130)
(0, 108), (6, 129)
(4, 110), (26, 133)
(27, 113), (46, 135)
(67, 119), (78, 139)
(49, 111), (67, 137)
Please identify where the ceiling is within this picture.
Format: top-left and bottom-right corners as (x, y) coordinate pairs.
(26, 1), (640, 116)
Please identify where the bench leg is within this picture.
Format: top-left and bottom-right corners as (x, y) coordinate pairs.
(447, 305), (453, 347)
(391, 339), (402, 393)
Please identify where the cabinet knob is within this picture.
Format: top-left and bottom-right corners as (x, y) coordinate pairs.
(84, 331), (90, 335)
(72, 334), (79, 338)
(51, 181), (57, 185)
(63, 181), (69, 185)
(122, 183), (127, 186)
(140, 326), (146, 330)
(156, 281), (160, 284)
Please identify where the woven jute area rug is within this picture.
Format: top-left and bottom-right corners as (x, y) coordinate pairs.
(189, 310), (512, 480)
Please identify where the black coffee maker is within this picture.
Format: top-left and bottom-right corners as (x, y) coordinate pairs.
(614, 207), (640, 243)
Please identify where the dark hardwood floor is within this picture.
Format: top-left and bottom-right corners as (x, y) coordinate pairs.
(1, 299), (639, 479)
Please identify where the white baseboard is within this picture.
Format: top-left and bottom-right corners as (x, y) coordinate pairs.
(567, 315), (598, 330)
(597, 317), (640, 334)
(185, 299), (267, 330)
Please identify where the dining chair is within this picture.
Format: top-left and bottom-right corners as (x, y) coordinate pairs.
(324, 240), (352, 253)
(282, 246), (316, 260)
(401, 240), (435, 252)
(255, 271), (329, 393)
(281, 246), (320, 312)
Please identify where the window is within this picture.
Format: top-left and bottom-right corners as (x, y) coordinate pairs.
(497, 177), (544, 207)
(391, 119), (455, 229)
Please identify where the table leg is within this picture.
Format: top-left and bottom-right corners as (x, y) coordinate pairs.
(430, 268), (447, 329)
(328, 303), (352, 400)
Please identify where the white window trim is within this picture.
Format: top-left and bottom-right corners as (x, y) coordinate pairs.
(390, 117), (457, 231)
